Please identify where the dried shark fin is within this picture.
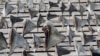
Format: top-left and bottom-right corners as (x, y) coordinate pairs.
(87, 12), (92, 26)
(9, 28), (29, 56)
(86, 0), (95, 14)
(22, 50), (34, 56)
(42, 21), (66, 49)
(49, 1), (58, 8)
(28, 8), (38, 19)
(72, 15), (82, 31)
(60, 2), (66, 14)
(39, 0), (46, 11)
(0, 32), (7, 50)
(68, 1), (77, 16)
(10, 15), (23, 26)
(33, 34), (42, 48)
(59, 15), (68, 28)
(79, 5), (86, 27)
(89, 26), (95, 33)
(79, 5), (85, 19)
(27, 0), (34, 9)
(74, 41), (85, 56)
(4, 19), (8, 29)
(37, 14), (45, 31)
(67, 25), (74, 45)
(2, 2), (14, 17)
(87, 12), (95, 32)
(17, 0), (25, 13)
(47, 12), (58, 20)
(81, 32), (94, 45)
(0, 16), (8, 29)
(23, 20), (36, 36)
(78, 0), (86, 20)
(94, 13), (100, 26)
(56, 46), (70, 56)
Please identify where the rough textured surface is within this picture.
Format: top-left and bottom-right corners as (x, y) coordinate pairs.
(0, 0), (100, 56)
